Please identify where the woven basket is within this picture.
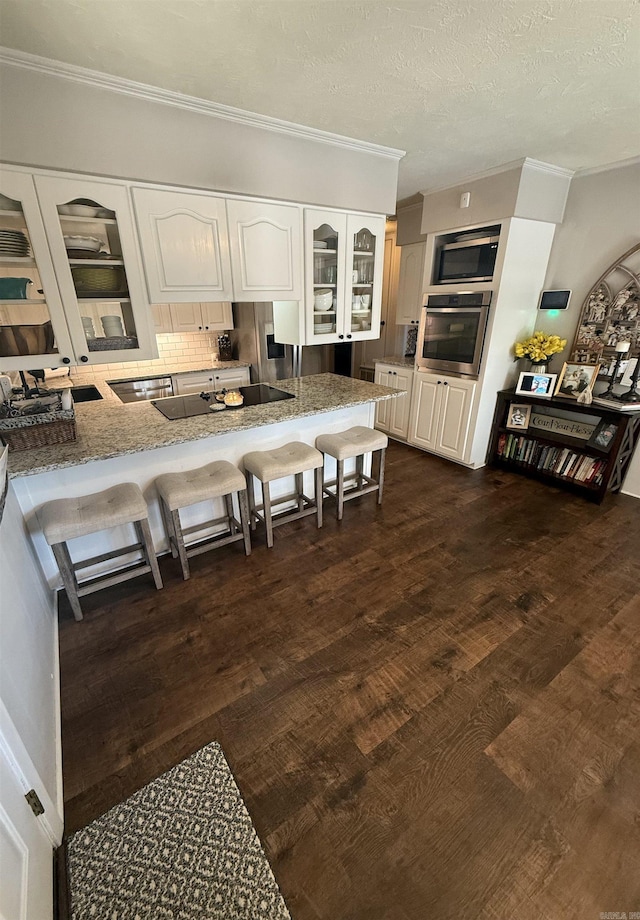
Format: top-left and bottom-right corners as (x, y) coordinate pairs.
(0, 403), (77, 452)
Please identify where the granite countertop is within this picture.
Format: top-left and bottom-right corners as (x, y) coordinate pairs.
(374, 355), (416, 369)
(7, 374), (403, 478)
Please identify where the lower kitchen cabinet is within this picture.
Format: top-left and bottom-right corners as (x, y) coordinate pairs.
(408, 372), (476, 462)
(172, 366), (250, 395)
(374, 362), (413, 440)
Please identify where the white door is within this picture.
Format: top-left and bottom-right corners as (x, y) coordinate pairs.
(305, 210), (347, 344)
(169, 302), (204, 333)
(396, 241), (426, 326)
(436, 377), (475, 461)
(358, 228), (400, 367)
(35, 174), (157, 366)
(173, 370), (214, 395)
(0, 166), (76, 372)
(0, 735), (54, 920)
(409, 373), (442, 450)
(132, 188), (233, 303)
(389, 368), (413, 440)
(201, 302), (233, 331)
(213, 369), (250, 390)
(227, 199), (302, 301)
(344, 213), (385, 342)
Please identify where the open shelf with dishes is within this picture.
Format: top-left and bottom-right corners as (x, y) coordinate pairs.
(487, 388), (640, 503)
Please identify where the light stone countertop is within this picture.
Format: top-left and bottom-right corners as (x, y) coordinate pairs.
(374, 355), (416, 369)
(7, 374), (403, 479)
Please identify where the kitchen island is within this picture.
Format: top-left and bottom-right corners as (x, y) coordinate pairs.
(7, 374), (402, 586)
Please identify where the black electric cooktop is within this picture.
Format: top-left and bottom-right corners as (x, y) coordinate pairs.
(151, 383), (295, 420)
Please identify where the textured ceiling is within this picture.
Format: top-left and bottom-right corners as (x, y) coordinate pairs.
(0, 0), (639, 199)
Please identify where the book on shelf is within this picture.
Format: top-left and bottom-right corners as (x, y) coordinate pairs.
(495, 433), (605, 486)
(591, 396), (640, 411)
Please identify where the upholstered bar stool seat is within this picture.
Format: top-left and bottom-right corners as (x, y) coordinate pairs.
(155, 460), (251, 580)
(243, 442), (324, 547)
(38, 482), (162, 622)
(316, 425), (388, 520)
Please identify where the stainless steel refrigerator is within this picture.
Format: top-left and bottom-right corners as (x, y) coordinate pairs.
(229, 303), (338, 383)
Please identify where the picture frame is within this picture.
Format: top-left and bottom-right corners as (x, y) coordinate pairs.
(586, 419), (618, 452)
(555, 362), (601, 399)
(515, 371), (557, 398)
(506, 403), (532, 429)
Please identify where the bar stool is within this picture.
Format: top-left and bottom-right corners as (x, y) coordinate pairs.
(38, 482), (163, 622)
(155, 460), (251, 580)
(316, 426), (388, 520)
(243, 442), (324, 547)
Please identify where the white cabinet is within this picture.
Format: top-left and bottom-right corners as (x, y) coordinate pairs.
(172, 366), (250, 395)
(152, 302), (233, 335)
(409, 371), (476, 462)
(0, 167), (76, 371)
(289, 209), (385, 346)
(374, 363), (413, 441)
(132, 187), (233, 303)
(34, 174), (156, 367)
(227, 198), (302, 301)
(395, 241), (426, 325)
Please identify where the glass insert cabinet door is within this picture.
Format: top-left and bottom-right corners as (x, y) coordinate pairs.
(345, 214), (385, 340)
(34, 175), (155, 366)
(0, 168), (75, 371)
(305, 209), (347, 342)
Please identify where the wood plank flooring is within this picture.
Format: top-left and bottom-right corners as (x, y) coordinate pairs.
(58, 441), (640, 919)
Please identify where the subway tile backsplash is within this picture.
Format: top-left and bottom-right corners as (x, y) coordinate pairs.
(67, 332), (220, 378)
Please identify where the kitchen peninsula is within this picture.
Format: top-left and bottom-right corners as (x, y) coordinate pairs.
(7, 373), (401, 586)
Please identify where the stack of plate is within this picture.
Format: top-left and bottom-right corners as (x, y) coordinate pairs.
(0, 230), (30, 257)
(314, 323), (334, 334)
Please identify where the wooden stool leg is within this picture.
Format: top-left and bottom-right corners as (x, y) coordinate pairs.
(170, 508), (190, 580)
(245, 471), (257, 531)
(159, 496), (178, 558)
(136, 518), (163, 590)
(336, 459), (345, 521)
(51, 541), (83, 622)
(238, 489), (252, 556)
(262, 481), (274, 548)
(315, 466), (323, 529)
(295, 472), (304, 512)
(224, 493), (237, 535)
(356, 453), (364, 492)
(377, 447), (386, 505)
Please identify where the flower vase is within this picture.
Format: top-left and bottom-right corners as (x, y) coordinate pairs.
(528, 361), (548, 375)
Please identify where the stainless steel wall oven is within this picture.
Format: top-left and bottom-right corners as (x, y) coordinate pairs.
(416, 292), (492, 378)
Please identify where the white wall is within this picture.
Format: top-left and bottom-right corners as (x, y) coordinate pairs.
(0, 60), (400, 214)
(538, 160), (640, 498)
(0, 486), (61, 812)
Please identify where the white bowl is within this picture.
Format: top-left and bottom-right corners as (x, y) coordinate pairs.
(64, 235), (104, 251)
(59, 204), (101, 218)
(314, 240), (327, 249)
(314, 289), (333, 310)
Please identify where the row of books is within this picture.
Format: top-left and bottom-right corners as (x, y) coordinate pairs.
(496, 434), (606, 486)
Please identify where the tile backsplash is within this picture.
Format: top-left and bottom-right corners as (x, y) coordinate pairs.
(66, 331), (220, 379)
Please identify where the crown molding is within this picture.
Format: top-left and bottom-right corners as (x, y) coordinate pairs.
(420, 157), (574, 196)
(0, 46), (405, 161)
(574, 155), (640, 178)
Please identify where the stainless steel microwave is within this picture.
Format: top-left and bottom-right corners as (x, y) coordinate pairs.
(435, 235), (499, 284)
(416, 292), (492, 378)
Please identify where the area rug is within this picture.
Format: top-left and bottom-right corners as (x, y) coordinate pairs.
(66, 741), (291, 919)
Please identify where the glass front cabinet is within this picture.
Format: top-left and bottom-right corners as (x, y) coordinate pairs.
(304, 209), (385, 345)
(34, 175), (156, 366)
(0, 169), (76, 371)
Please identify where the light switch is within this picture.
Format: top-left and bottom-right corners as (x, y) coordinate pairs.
(460, 192), (471, 209)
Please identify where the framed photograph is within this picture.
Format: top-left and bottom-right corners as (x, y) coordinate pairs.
(586, 419), (618, 452)
(506, 403), (532, 429)
(555, 362), (601, 399)
(515, 372), (557, 398)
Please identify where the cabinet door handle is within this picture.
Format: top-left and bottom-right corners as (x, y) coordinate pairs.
(204, 326), (209, 330)
(80, 355), (89, 363)
(338, 334), (344, 339)
(347, 334), (352, 339)
(62, 357), (71, 364)
(380, 321), (385, 327)
(437, 380), (442, 385)
(443, 381), (448, 386)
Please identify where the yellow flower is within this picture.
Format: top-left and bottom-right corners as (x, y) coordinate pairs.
(513, 331), (567, 360)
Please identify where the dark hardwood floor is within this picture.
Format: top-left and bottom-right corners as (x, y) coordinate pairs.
(58, 441), (640, 919)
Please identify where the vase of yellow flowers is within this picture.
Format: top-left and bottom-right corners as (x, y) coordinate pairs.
(513, 331), (566, 374)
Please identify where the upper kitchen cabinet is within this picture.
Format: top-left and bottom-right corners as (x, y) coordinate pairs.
(0, 167), (75, 371)
(34, 175), (156, 366)
(305, 209), (385, 344)
(131, 187), (234, 304)
(395, 241), (426, 325)
(226, 199), (303, 301)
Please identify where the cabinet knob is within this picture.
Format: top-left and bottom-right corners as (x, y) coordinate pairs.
(198, 326), (203, 331)
(437, 380), (442, 384)
(62, 357), (71, 365)
(338, 334), (344, 340)
(80, 355), (89, 363)
(443, 381), (448, 386)
(347, 334), (352, 339)
(204, 326), (209, 330)
(380, 321), (385, 327)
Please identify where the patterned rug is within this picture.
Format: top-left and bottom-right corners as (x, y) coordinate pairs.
(67, 742), (291, 919)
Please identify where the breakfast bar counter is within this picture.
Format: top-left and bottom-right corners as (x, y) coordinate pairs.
(8, 374), (402, 586)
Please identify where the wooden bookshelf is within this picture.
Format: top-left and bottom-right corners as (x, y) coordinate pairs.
(487, 389), (640, 503)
